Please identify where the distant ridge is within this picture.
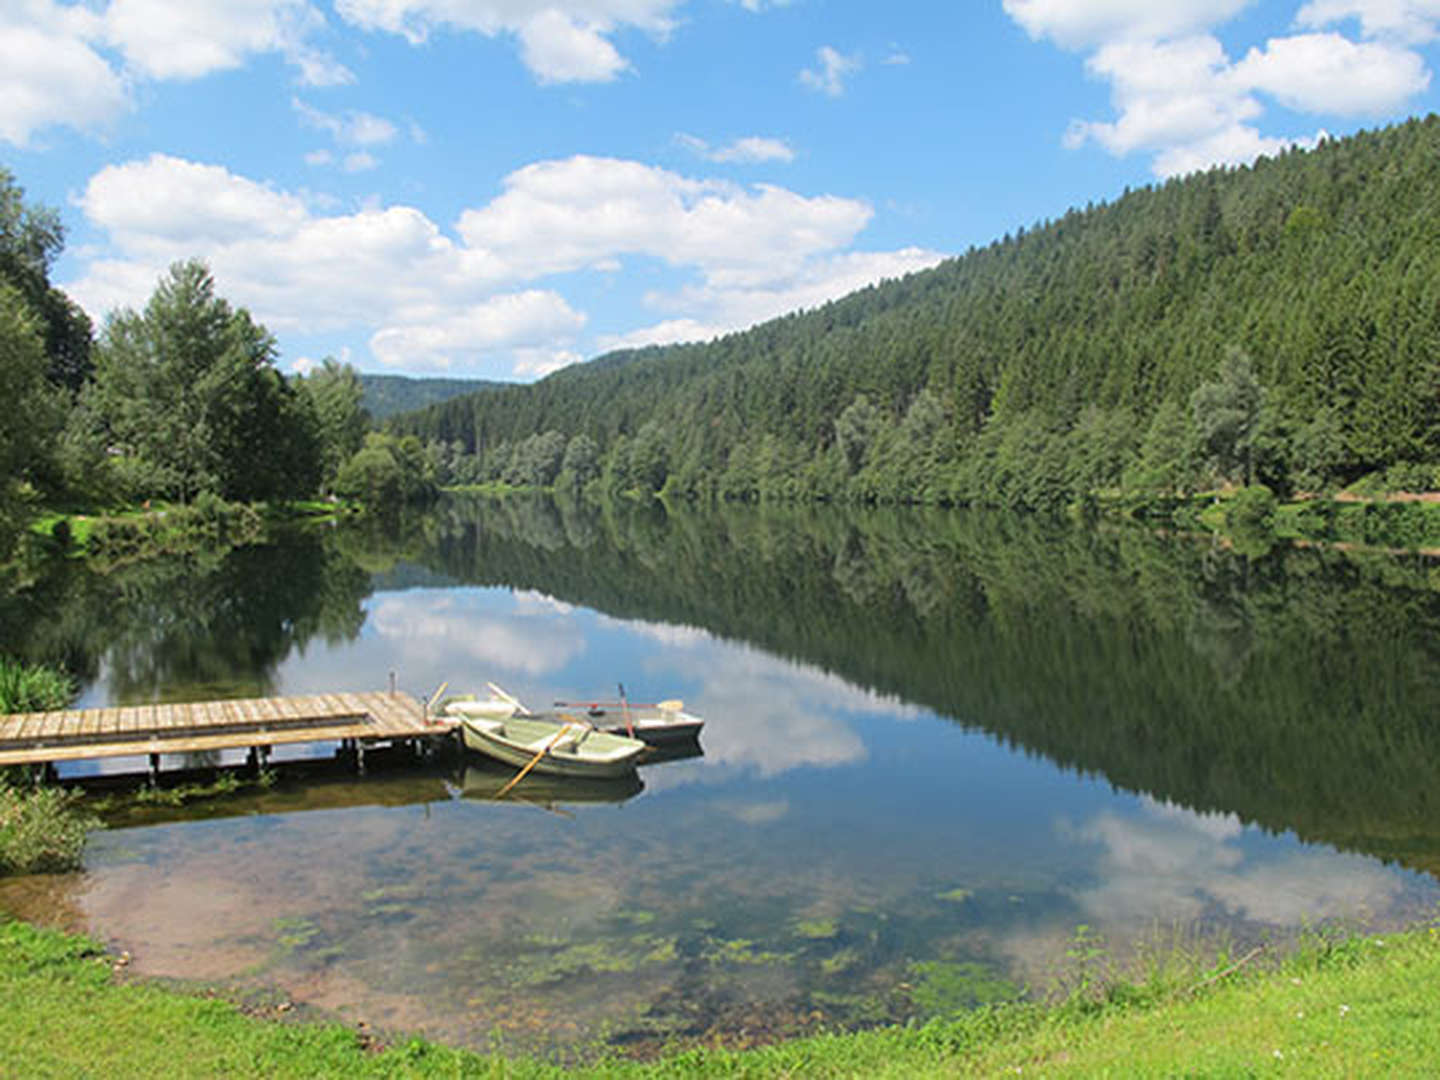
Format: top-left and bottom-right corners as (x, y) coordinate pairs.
(360, 373), (506, 422)
(392, 116), (1440, 507)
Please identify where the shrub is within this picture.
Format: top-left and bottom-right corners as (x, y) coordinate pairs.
(0, 658), (74, 713)
(0, 781), (98, 874)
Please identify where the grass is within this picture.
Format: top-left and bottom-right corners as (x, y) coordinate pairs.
(1, 916), (1438, 1076)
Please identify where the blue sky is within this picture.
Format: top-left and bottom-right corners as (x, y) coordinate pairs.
(6, 1), (1440, 381)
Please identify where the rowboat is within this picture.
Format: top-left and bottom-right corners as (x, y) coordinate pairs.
(563, 703), (704, 746)
(446, 683), (705, 747)
(450, 709), (647, 779)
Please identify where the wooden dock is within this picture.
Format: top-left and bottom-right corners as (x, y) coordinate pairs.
(0, 691), (458, 770)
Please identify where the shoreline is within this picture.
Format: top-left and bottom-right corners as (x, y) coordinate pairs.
(1, 915), (1437, 1075)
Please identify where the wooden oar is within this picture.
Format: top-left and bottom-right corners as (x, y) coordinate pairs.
(425, 681), (449, 723)
(486, 682), (531, 715)
(495, 717), (582, 798)
(618, 682), (634, 738)
(553, 698), (685, 711)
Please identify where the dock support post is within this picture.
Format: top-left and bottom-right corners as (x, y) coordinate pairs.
(148, 753), (160, 786)
(355, 740), (367, 775)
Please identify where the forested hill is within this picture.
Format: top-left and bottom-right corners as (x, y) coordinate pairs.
(392, 116), (1440, 507)
(359, 373), (504, 422)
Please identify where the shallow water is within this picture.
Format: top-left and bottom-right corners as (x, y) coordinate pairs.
(3, 500), (1438, 1054)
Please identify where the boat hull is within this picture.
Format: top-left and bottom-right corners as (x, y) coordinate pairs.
(458, 715), (645, 779)
(584, 708), (704, 746)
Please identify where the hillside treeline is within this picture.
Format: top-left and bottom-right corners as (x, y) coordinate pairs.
(394, 116), (1440, 508)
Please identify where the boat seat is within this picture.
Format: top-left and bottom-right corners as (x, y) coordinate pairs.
(467, 717), (505, 736)
(527, 724), (587, 753)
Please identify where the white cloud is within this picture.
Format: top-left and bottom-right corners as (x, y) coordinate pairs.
(0, 0), (348, 146)
(1234, 32), (1430, 114)
(677, 133), (797, 164)
(1012, 1), (1437, 176)
(100, 0), (339, 82)
(0, 3), (128, 146)
(1297, 0), (1440, 43)
(635, 246), (946, 346)
(519, 8), (629, 83)
(1003, 0), (1252, 49)
(65, 152), (933, 377)
(368, 291), (587, 371)
(333, 0), (678, 83)
(455, 155), (874, 281)
(800, 45), (860, 97)
(294, 98), (400, 146)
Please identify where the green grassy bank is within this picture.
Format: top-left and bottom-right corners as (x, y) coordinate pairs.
(2, 918), (1437, 1077)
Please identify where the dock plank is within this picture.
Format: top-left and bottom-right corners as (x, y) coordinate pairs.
(0, 690), (446, 768)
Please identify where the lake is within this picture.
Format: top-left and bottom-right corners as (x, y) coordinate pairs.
(2, 496), (1438, 1057)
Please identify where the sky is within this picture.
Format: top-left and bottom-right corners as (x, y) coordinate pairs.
(6, 0), (1440, 382)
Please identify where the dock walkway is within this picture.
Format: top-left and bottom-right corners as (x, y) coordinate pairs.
(0, 691), (457, 769)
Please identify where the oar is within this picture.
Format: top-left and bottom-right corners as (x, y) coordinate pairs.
(426, 681), (449, 723)
(486, 681), (531, 715)
(618, 682), (634, 738)
(495, 717), (583, 798)
(553, 698), (685, 711)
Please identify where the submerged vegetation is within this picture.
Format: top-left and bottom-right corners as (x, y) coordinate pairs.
(1, 916), (1438, 1075)
(394, 117), (1440, 528)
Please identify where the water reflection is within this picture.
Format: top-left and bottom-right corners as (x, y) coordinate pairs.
(2, 498), (1440, 1054)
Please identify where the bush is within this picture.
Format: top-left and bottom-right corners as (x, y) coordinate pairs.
(0, 658), (74, 713)
(0, 781), (98, 874)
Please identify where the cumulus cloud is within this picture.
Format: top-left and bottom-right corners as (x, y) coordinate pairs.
(1297, 0), (1440, 43)
(0, 0), (348, 146)
(800, 45), (860, 97)
(1234, 32), (1430, 114)
(1003, 0), (1251, 49)
(0, 4), (128, 146)
(369, 291), (587, 370)
(100, 0), (347, 83)
(454, 154), (874, 282)
(64, 152), (938, 377)
(676, 133), (797, 164)
(1010, 0), (1437, 176)
(333, 0), (678, 83)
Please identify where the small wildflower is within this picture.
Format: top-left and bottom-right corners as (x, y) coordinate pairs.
(1295, 1010), (1304, 1019)
(1274, 1049), (1285, 1060)
(1339, 1004), (1351, 1017)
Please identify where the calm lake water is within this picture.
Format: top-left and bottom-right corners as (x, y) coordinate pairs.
(3, 497), (1439, 1055)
